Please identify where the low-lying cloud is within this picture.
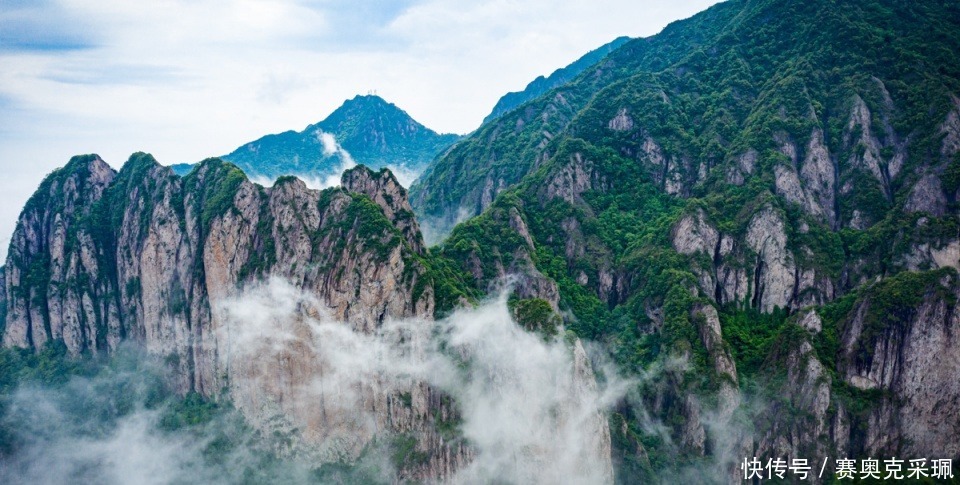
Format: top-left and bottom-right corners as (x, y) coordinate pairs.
(216, 277), (628, 483)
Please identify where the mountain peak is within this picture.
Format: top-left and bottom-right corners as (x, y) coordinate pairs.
(316, 93), (421, 132)
(179, 94), (461, 183)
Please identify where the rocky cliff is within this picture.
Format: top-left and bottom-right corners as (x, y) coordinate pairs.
(5, 0), (960, 482)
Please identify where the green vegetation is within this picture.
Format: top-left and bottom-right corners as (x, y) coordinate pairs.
(412, 0), (960, 481)
(0, 344), (347, 483)
(719, 308), (790, 378)
(183, 158), (248, 230)
(844, 268), (957, 367)
(509, 298), (561, 338)
(389, 433), (430, 470)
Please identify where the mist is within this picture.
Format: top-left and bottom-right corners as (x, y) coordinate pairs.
(0, 275), (768, 484)
(215, 277), (627, 483)
(248, 130), (424, 193)
(0, 345), (323, 485)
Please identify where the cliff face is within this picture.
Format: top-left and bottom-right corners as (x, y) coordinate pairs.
(837, 270), (960, 459)
(2, 154), (431, 385)
(0, 153), (614, 482)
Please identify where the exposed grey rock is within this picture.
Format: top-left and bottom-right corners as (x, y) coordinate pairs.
(608, 108), (634, 132)
(2, 155), (118, 352)
(755, 338), (846, 479)
(746, 207), (796, 312)
(940, 95), (960, 158)
(2, 156), (460, 478)
(774, 164), (807, 208)
(691, 303), (739, 416)
(845, 95), (889, 194)
(508, 207), (535, 249)
(838, 274), (960, 458)
(671, 209), (719, 257)
(904, 173), (947, 217)
(797, 308), (822, 333)
(543, 152), (607, 204)
(774, 130), (837, 226)
(799, 129), (836, 227)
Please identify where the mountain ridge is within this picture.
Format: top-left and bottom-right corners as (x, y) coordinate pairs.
(481, 36), (631, 125)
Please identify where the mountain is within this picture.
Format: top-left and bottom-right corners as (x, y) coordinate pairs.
(4, 0), (960, 482)
(482, 36), (630, 125)
(172, 95), (460, 185)
(0, 152), (614, 482)
(412, 0), (960, 479)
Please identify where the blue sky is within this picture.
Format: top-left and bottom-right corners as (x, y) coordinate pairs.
(0, 0), (721, 256)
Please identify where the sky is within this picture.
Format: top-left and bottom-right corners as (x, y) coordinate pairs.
(0, 0), (721, 257)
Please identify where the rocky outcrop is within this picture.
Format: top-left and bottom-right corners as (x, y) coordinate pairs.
(844, 95), (892, 198)
(939, 95), (960, 158)
(746, 207), (797, 312)
(671, 207), (833, 312)
(904, 173), (948, 217)
(754, 329), (849, 476)
(341, 165), (426, 254)
(608, 108), (635, 132)
(773, 129), (837, 227)
(838, 270), (960, 458)
(542, 152), (609, 204)
(726, 149), (757, 186)
(691, 303), (740, 421)
(2, 155), (119, 353)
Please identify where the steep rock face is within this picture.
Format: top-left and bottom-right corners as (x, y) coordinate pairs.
(219, 282), (469, 479)
(541, 152), (610, 205)
(746, 207), (797, 312)
(941, 96), (960, 157)
(569, 339), (616, 483)
(774, 129), (837, 227)
(2, 153), (621, 482)
(904, 173), (948, 216)
(754, 332), (849, 475)
(838, 270), (960, 458)
(2, 155), (119, 352)
(692, 303), (740, 428)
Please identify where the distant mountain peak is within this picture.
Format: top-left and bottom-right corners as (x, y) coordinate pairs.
(172, 95), (460, 185)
